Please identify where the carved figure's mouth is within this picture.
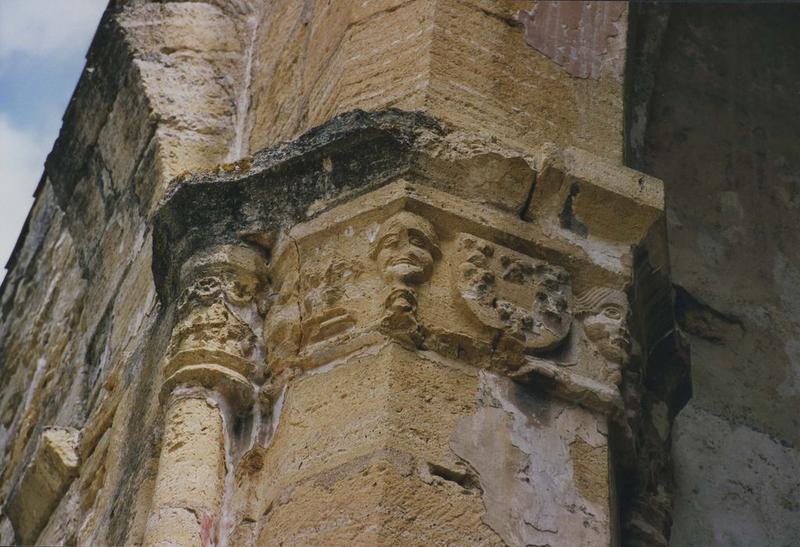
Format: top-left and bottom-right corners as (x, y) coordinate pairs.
(389, 257), (421, 268)
(543, 308), (563, 321)
(610, 334), (631, 350)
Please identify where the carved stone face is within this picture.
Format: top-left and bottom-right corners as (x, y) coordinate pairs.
(372, 211), (440, 285)
(578, 289), (631, 365)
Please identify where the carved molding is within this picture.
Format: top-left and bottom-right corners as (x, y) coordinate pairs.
(257, 181), (645, 415)
(161, 245), (267, 410)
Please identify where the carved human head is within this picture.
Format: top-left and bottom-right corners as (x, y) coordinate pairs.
(575, 287), (631, 365)
(371, 211), (440, 284)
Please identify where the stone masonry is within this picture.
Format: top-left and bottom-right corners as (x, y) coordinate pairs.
(0, 2), (797, 547)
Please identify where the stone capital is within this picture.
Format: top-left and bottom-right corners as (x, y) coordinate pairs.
(262, 176), (656, 416)
(148, 110), (670, 546)
(161, 244), (268, 410)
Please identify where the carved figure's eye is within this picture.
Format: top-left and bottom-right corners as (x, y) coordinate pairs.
(602, 305), (622, 319)
(381, 234), (400, 249)
(408, 230), (427, 249)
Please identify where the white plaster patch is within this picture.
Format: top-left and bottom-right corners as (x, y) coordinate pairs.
(452, 371), (609, 546)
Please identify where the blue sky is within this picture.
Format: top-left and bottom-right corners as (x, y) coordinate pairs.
(0, 0), (107, 280)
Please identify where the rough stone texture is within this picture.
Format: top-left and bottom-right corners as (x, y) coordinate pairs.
(245, 0), (627, 162)
(144, 394), (225, 547)
(453, 373), (612, 546)
(235, 344), (503, 546)
(5, 427), (79, 545)
(6, 2), (780, 546)
(670, 405), (800, 547)
(628, 4), (800, 546)
(516, 1), (627, 80)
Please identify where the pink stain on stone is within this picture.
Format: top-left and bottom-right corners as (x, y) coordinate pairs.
(515, 1), (627, 80)
(200, 511), (216, 547)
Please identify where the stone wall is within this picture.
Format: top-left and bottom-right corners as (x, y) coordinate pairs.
(244, 0), (627, 161)
(2, 1), (794, 546)
(628, 4), (800, 546)
(0, 2), (256, 544)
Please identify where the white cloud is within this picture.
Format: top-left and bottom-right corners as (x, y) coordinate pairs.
(0, 114), (51, 276)
(0, 0), (107, 60)
(0, 1), (108, 281)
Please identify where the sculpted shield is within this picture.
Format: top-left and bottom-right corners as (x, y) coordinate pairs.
(452, 233), (572, 353)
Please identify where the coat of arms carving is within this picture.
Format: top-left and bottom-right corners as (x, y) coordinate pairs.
(452, 233), (572, 354)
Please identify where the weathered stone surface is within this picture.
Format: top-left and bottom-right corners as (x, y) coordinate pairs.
(5, 427), (79, 545)
(628, 5), (800, 545)
(671, 405), (800, 547)
(245, 0), (627, 161)
(145, 394), (226, 547)
(7, 2), (779, 545)
(516, 1), (627, 80)
(453, 373), (612, 546)
(640, 5), (800, 446)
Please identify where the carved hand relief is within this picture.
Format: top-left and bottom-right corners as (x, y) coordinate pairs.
(370, 211), (440, 340)
(453, 233), (572, 353)
(575, 287), (631, 367)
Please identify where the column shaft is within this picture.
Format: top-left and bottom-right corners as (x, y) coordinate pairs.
(144, 394), (225, 546)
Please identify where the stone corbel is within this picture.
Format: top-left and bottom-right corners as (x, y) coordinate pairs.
(4, 428), (79, 546)
(525, 144), (664, 244)
(261, 178), (650, 416)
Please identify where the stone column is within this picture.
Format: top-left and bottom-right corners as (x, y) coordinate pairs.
(144, 246), (266, 547)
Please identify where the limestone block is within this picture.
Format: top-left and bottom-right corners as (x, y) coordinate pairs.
(230, 342), (501, 545)
(256, 459), (502, 546)
(144, 395), (225, 547)
(516, 1), (627, 80)
(247, 0), (628, 161)
(117, 0), (250, 185)
(96, 74), (156, 197)
(453, 372), (612, 546)
(417, 152), (535, 215)
(427, 0), (626, 159)
(526, 145), (664, 244)
(228, 343), (614, 546)
(5, 427), (80, 545)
